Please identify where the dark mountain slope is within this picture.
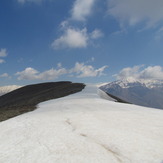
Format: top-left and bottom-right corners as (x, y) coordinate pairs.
(0, 81), (85, 122)
(104, 92), (130, 104)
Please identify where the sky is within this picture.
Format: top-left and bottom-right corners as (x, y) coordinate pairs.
(0, 0), (163, 86)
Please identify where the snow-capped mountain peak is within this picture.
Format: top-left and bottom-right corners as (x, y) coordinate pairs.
(104, 79), (163, 89)
(100, 79), (163, 109)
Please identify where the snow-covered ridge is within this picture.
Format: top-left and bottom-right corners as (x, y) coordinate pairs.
(0, 85), (22, 96)
(0, 85), (163, 163)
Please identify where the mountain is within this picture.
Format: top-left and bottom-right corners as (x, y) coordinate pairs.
(0, 85), (22, 96)
(0, 81), (85, 122)
(100, 79), (163, 109)
(0, 84), (163, 163)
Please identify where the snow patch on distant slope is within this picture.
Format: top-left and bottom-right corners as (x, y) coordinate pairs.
(0, 85), (22, 96)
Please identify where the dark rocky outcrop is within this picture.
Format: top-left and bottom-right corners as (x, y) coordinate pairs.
(0, 81), (85, 122)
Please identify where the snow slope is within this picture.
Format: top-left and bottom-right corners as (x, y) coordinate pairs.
(0, 85), (163, 163)
(0, 85), (22, 96)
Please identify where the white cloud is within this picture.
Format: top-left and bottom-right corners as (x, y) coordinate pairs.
(0, 59), (5, 64)
(16, 67), (39, 80)
(71, 0), (96, 21)
(0, 48), (7, 64)
(38, 68), (67, 80)
(108, 0), (163, 28)
(114, 65), (142, 80)
(0, 73), (9, 78)
(52, 28), (88, 49)
(140, 66), (163, 80)
(0, 49), (7, 57)
(70, 62), (108, 78)
(52, 0), (103, 50)
(17, 0), (42, 4)
(90, 29), (103, 39)
(115, 65), (163, 80)
(16, 62), (108, 80)
(16, 67), (67, 80)
(52, 27), (104, 49)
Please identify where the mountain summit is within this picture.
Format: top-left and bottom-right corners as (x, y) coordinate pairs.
(100, 79), (163, 109)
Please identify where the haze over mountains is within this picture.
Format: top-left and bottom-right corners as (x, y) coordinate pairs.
(100, 79), (163, 109)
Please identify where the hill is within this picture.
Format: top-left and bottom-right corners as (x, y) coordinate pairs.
(0, 81), (85, 121)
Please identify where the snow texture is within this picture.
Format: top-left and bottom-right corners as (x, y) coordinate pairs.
(0, 84), (163, 163)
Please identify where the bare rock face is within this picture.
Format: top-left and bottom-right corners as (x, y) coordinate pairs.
(100, 79), (163, 110)
(0, 81), (85, 122)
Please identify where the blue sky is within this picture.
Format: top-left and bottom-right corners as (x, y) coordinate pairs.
(0, 0), (163, 86)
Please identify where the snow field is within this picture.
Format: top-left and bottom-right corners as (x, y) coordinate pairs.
(0, 85), (163, 163)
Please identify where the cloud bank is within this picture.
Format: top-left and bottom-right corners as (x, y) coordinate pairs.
(108, 0), (163, 28)
(70, 62), (107, 78)
(16, 67), (67, 80)
(16, 62), (107, 80)
(115, 65), (163, 80)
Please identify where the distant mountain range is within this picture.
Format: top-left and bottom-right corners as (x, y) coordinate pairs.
(100, 79), (163, 109)
(0, 85), (22, 96)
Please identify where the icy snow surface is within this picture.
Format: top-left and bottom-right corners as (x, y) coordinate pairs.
(0, 84), (163, 163)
